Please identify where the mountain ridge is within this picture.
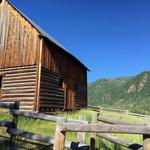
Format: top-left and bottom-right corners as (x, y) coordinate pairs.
(88, 71), (150, 114)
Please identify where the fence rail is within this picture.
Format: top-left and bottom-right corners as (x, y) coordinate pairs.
(0, 102), (16, 109)
(59, 123), (150, 134)
(0, 101), (89, 150)
(0, 102), (150, 150)
(98, 114), (146, 125)
(88, 106), (150, 118)
(97, 133), (142, 150)
(0, 120), (12, 128)
(10, 109), (87, 124)
(54, 111), (150, 150)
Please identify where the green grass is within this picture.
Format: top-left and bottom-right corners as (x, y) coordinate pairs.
(0, 108), (147, 149)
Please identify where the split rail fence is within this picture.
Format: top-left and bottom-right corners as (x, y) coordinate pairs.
(88, 106), (149, 118)
(0, 101), (88, 150)
(0, 101), (150, 150)
(55, 113), (150, 150)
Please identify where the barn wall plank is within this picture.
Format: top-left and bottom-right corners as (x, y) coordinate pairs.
(0, 1), (40, 69)
(41, 40), (87, 110)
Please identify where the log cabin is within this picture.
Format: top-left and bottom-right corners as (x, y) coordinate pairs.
(0, 0), (89, 112)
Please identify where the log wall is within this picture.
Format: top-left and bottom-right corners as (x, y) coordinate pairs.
(0, 65), (37, 111)
(40, 67), (64, 111)
(76, 83), (87, 109)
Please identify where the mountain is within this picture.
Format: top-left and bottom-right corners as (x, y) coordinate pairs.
(88, 71), (150, 114)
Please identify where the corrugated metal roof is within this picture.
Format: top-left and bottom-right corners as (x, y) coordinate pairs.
(8, 0), (89, 71)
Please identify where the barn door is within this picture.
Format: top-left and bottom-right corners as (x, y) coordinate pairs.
(64, 79), (75, 110)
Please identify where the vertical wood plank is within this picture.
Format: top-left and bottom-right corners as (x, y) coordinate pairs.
(143, 135), (150, 150)
(78, 116), (86, 144)
(53, 118), (66, 150)
(10, 100), (20, 143)
(90, 112), (97, 150)
(35, 36), (43, 112)
(64, 80), (67, 110)
(143, 118), (150, 150)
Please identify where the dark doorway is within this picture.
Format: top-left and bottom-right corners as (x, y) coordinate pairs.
(0, 76), (2, 89)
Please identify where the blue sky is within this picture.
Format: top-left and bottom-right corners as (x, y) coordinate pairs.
(10, 0), (150, 83)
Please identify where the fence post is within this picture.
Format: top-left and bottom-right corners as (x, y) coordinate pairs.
(143, 118), (150, 150)
(90, 112), (97, 150)
(10, 100), (20, 143)
(53, 118), (66, 150)
(78, 116), (86, 144)
(143, 135), (150, 150)
(99, 107), (103, 114)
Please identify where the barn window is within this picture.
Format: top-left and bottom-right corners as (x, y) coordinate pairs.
(59, 78), (64, 89)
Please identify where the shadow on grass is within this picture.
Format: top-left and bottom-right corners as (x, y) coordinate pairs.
(0, 136), (53, 150)
(97, 138), (124, 150)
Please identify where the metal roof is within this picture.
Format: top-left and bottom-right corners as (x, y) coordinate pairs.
(8, 0), (89, 71)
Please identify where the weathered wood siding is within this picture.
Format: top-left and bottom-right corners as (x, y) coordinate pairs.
(41, 40), (87, 110)
(0, 0), (40, 69)
(0, 0), (88, 111)
(76, 83), (87, 109)
(0, 65), (37, 111)
(40, 67), (64, 111)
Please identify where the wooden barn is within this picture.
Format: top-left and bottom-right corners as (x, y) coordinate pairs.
(0, 0), (88, 112)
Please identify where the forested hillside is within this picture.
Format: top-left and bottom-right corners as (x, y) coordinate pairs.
(88, 71), (150, 114)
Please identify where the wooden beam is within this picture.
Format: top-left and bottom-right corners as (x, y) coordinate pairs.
(98, 115), (146, 126)
(7, 128), (88, 149)
(90, 112), (97, 150)
(0, 120), (12, 128)
(10, 101), (20, 143)
(35, 36), (43, 112)
(143, 134), (150, 150)
(10, 109), (59, 122)
(10, 109), (87, 123)
(0, 102), (15, 109)
(78, 116), (86, 144)
(7, 128), (55, 144)
(53, 118), (66, 150)
(60, 123), (150, 135)
(97, 133), (142, 150)
(143, 118), (150, 150)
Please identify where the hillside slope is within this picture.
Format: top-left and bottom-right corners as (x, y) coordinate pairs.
(88, 71), (150, 114)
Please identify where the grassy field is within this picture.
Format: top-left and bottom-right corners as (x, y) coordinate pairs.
(0, 108), (148, 150)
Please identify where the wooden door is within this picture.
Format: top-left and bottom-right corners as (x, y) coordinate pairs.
(64, 79), (76, 110)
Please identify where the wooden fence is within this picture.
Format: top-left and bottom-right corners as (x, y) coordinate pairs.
(0, 101), (89, 150)
(1, 102), (150, 150)
(55, 112), (150, 150)
(88, 106), (150, 118)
